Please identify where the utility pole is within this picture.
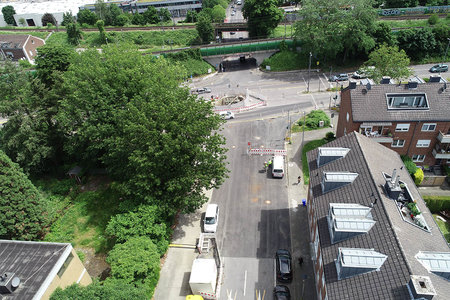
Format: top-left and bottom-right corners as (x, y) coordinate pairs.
(307, 52), (312, 93)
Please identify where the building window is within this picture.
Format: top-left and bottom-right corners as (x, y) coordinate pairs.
(421, 123), (436, 131)
(395, 124), (410, 132)
(57, 252), (74, 277)
(346, 112), (349, 122)
(31, 39), (35, 44)
(392, 140), (405, 147)
(416, 140), (431, 148)
(386, 93), (428, 109)
(412, 154), (425, 162)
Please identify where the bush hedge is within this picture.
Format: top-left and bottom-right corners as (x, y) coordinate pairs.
(298, 110), (331, 130)
(423, 195), (450, 213)
(414, 168), (424, 185)
(401, 155), (418, 175)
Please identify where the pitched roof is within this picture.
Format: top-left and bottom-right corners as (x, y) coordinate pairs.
(357, 133), (450, 298)
(307, 132), (411, 299)
(348, 83), (450, 122)
(0, 240), (72, 299)
(0, 35), (29, 49)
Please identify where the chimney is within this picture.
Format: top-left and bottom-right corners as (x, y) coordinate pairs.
(395, 175), (400, 188)
(380, 76), (391, 84)
(391, 169), (397, 183)
(349, 81), (357, 89)
(408, 81), (418, 89)
(408, 275), (436, 300)
(429, 75), (441, 83)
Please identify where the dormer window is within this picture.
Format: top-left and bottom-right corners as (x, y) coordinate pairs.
(321, 172), (358, 194)
(335, 248), (387, 280)
(386, 93), (428, 110)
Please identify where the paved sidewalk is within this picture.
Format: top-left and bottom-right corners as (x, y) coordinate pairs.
(418, 180), (450, 196)
(153, 190), (212, 300)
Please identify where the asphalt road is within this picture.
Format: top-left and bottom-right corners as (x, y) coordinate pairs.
(226, 1), (245, 23)
(215, 117), (290, 300)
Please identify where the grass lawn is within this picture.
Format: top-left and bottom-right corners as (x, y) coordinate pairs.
(0, 30), (49, 40)
(301, 138), (332, 185)
(433, 214), (450, 243)
(379, 17), (450, 29)
(44, 187), (120, 253)
(270, 24), (294, 39)
(260, 50), (309, 71)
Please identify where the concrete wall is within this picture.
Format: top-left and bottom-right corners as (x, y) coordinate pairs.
(14, 12), (63, 27)
(41, 249), (92, 300)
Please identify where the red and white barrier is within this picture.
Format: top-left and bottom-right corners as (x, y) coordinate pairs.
(199, 291), (217, 299)
(248, 148), (287, 156)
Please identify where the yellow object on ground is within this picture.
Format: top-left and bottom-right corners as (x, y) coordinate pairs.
(186, 296), (204, 300)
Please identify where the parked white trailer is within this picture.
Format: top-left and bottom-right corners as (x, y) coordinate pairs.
(189, 258), (217, 300)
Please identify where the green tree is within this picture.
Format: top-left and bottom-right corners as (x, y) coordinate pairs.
(77, 9), (98, 25)
(106, 205), (171, 255)
(96, 19), (107, 44)
(61, 11), (75, 26)
(105, 3), (122, 26)
(107, 237), (160, 297)
(131, 13), (146, 25)
(211, 5), (226, 22)
(185, 10), (198, 23)
(115, 14), (128, 26)
(432, 23), (450, 56)
(158, 8), (172, 23)
(372, 22), (396, 47)
(414, 168), (424, 186)
(2, 5), (16, 26)
(35, 44), (74, 87)
(397, 28), (437, 61)
(42, 13), (57, 26)
(143, 6), (159, 24)
(0, 150), (49, 240)
(18, 18), (25, 26)
(95, 0), (108, 21)
(428, 14), (439, 25)
(364, 44), (413, 83)
(295, 0), (377, 63)
(243, 0), (283, 38)
(58, 45), (227, 213)
(66, 22), (82, 45)
(50, 279), (147, 300)
(196, 12), (214, 43)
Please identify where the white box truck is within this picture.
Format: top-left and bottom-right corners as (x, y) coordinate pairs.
(189, 258), (217, 300)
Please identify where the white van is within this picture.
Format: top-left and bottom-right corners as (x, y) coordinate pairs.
(271, 155), (284, 178)
(204, 204), (219, 233)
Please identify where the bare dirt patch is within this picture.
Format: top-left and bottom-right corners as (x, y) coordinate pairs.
(76, 247), (110, 280)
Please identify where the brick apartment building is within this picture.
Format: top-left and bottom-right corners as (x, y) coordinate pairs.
(306, 132), (450, 300)
(0, 34), (45, 64)
(336, 77), (450, 166)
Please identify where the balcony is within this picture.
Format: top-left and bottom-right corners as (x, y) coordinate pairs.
(437, 131), (450, 144)
(364, 131), (393, 143)
(432, 148), (450, 159)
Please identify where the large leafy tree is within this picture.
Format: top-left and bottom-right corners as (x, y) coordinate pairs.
(243, 0), (283, 38)
(2, 5), (16, 26)
(364, 44), (413, 83)
(384, 0), (418, 8)
(106, 237), (160, 297)
(196, 12), (214, 43)
(105, 205), (171, 255)
(42, 13), (57, 26)
(211, 5), (226, 22)
(58, 45), (227, 213)
(294, 0), (377, 62)
(143, 6), (159, 24)
(372, 22), (396, 47)
(397, 28), (437, 61)
(66, 22), (82, 45)
(77, 9), (98, 25)
(50, 279), (147, 300)
(35, 44), (74, 87)
(104, 3), (122, 26)
(61, 11), (75, 26)
(158, 8), (172, 23)
(0, 150), (49, 240)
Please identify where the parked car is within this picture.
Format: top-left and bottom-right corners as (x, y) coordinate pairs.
(274, 285), (291, 300)
(275, 249), (293, 283)
(192, 87), (211, 94)
(329, 73), (349, 82)
(352, 70), (367, 79)
(429, 64), (448, 73)
(219, 111), (235, 120)
(231, 10), (236, 16)
(204, 204), (219, 233)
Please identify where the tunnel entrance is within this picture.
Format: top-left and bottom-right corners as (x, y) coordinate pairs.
(219, 55), (257, 72)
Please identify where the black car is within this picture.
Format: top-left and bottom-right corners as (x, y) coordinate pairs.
(274, 285), (291, 300)
(276, 249), (293, 283)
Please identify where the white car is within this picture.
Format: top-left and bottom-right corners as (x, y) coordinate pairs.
(204, 204), (219, 233)
(231, 10), (236, 16)
(219, 111), (235, 119)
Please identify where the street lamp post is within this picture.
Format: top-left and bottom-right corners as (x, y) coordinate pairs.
(307, 52), (312, 93)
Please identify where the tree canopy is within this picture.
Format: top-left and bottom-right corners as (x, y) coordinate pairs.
(57, 45), (227, 213)
(2, 5), (16, 26)
(364, 44), (413, 82)
(77, 9), (98, 25)
(0, 150), (49, 240)
(294, 0), (377, 62)
(397, 28), (438, 61)
(242, 0), (283, 38)
(196, 12), (215, 43)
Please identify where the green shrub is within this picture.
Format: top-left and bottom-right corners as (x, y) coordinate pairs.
(401, 155), (417, 175)
(18, 59), (32, 69)
(414, 168), (424, 185)
(298, 110), (331, 130)
(407, 202), (421, 216)
(76, 250), (86, 262)
(423, 195), (450, 213)
(325, 132), (335, 141)
(428, 14), (439, 25)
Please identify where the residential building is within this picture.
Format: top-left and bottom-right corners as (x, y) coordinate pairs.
(0, 34), (45, 63)
(80, 0), (202, 18)
(0, 240), (92, 299)
(306, 132), (450, 300)
(336, 77), (450, 166)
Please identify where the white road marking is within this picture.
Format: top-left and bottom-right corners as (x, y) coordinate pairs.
(243, 270), (247, 296)
(309, 94), (318, 109)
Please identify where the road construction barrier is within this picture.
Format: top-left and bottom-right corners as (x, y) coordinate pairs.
(214, 100), (266, 113)
(248, 148), (286, 156)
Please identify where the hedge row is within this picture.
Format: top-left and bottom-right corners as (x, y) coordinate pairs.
(423, 195), (450, 213)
